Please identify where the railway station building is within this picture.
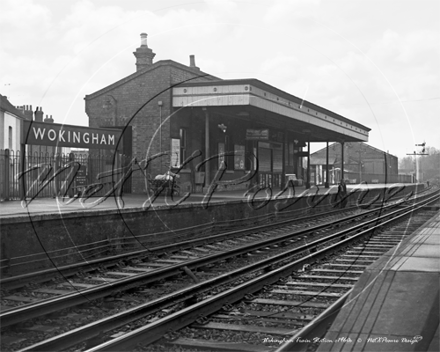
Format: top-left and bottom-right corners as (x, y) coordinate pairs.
(85, 33), (371, 194)
(309, 142), (411, 185)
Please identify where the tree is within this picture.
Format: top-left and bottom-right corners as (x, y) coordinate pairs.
(399, 156), (414, 170)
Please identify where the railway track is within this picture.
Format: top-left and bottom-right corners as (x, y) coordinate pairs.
(81, 192), (438, 352)
(0, 207), (368, 318)
(1, 189), (437, 351)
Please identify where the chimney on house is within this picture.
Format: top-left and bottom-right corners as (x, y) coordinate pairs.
(21, 105), (34, 121)
(189, 55), (200, 71)
(133, 33), (156, 72)
(34, 107), (43, 122)
(44, 114), (54, 123)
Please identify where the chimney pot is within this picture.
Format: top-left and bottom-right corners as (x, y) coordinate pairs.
(35, 106), (44, 122)
(140, 33), (148, 46)
(133, 33), (156, 71)
(21, 105), (34, 120)
(44, 114), (54, 123)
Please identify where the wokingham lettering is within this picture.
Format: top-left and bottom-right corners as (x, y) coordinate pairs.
(32, 128), (116, 146)
(23, 121), (122, 150)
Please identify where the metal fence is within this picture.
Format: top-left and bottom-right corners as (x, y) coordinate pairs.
(0, 149), (130, 201)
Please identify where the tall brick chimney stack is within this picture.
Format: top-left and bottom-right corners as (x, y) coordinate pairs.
(20, 105), (34, 121)
(189, 55), (200, 71)
(133, 33), (156, 72)
(34, 107), (43, 122)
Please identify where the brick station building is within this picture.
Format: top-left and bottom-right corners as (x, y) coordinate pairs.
(85, 33), (371, 194)
(309, 142), (401, 185)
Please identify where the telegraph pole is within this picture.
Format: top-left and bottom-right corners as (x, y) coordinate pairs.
(406, 142), (428, 182)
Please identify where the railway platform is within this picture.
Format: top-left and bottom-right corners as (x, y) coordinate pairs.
(311, 210), (440, 351)
(0, 183), (426, 279)
(0, 183), (417, 219)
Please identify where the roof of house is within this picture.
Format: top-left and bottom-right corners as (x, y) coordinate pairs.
(0, 94), (24, 118)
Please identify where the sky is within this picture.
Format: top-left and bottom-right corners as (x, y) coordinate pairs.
(1, 0), (439, 159)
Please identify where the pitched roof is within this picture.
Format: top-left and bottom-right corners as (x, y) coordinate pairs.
(85, 59), (220, 100)
(311, 142), (396, 157)
(0, 94), (24, 118)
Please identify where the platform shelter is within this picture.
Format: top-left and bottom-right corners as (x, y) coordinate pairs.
(172, 78), (370, 191)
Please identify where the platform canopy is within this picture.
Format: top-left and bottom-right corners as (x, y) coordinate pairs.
(173, 78), (370, 143)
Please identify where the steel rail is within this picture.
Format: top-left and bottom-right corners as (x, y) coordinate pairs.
(19, 193), (439, 352)
(83, 193), (439, 352)
(274, 290), (353, 352)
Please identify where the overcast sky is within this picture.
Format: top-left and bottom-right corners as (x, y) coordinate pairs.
(1, 0), (439, 158)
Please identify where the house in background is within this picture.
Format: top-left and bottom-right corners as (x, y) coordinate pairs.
(0, 94), (57, 155)
(0, 95), (63, 200)
(0, 94), (25, 152)
(15, 105), (57, 156)
(309, 142), (412, 184)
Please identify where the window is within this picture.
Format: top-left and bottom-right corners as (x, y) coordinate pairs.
(8, 126), (12, 150)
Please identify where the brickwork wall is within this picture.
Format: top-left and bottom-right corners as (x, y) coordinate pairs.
(85, 62), (217, 193)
